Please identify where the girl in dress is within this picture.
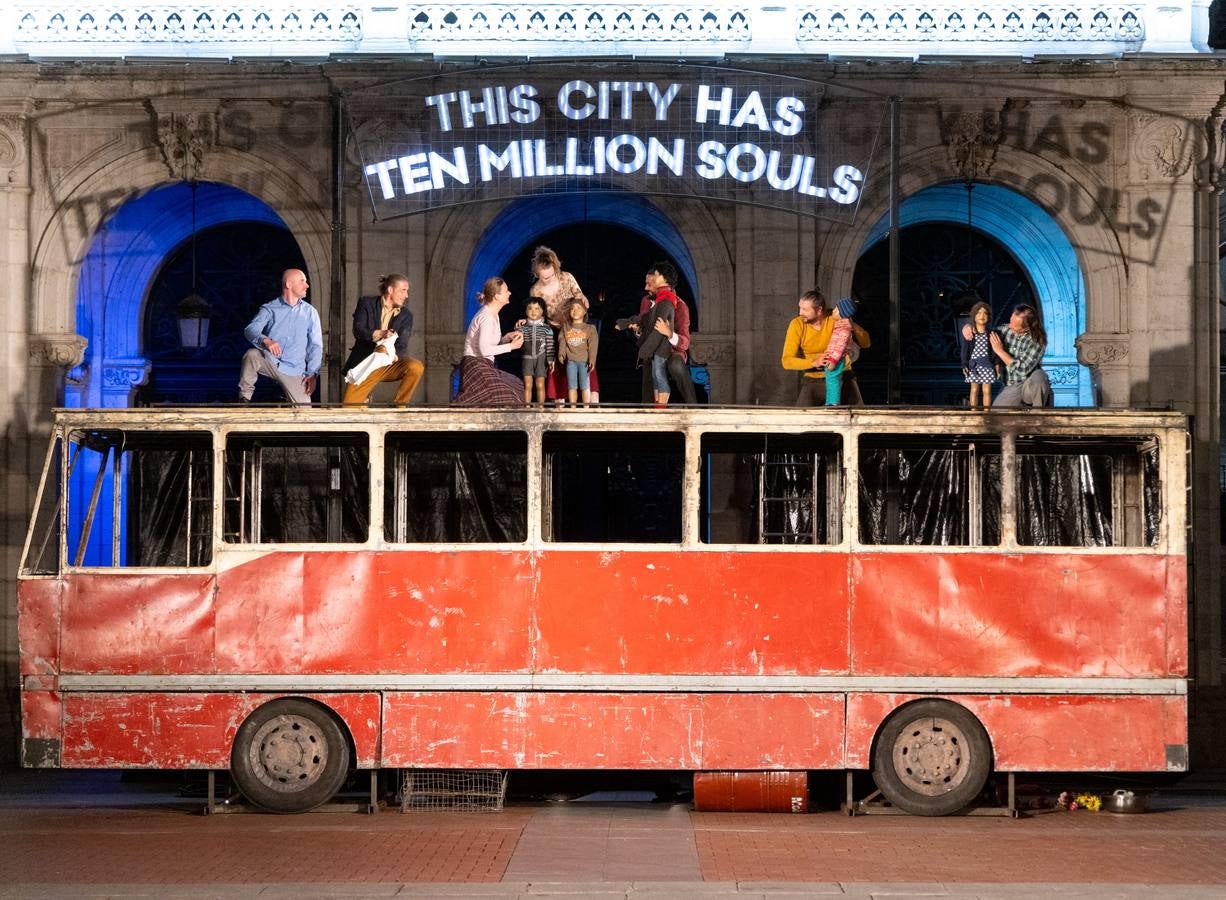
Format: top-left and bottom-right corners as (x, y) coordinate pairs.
(961, 301), (1000, 408)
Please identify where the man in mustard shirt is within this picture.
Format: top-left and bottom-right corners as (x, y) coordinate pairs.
(780, 290), (871, 405)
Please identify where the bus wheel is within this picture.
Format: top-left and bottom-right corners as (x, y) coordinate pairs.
(230, 699), (351, 814)
(871, 699), (992, 817)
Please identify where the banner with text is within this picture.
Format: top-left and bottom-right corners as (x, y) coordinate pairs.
(347, 63), (885, 221)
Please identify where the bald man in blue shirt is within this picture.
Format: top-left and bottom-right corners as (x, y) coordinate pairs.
(238, 268), (323, 404)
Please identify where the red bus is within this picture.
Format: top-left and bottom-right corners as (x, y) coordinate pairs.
(18, 405), (1188, 814)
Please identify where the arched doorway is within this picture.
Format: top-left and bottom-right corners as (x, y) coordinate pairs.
(465, 193), (700, 404)
(855, 181), (1089, 406)
(69, 181), (305, 408)
(852, 222), (1038, 405)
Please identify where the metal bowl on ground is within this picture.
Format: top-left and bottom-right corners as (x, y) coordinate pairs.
(1105, 789), (1152, 813)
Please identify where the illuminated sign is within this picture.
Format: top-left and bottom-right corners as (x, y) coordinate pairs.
(348, 63), (884, 221)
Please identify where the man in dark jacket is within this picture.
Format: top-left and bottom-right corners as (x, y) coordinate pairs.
(617, 261), (697, 404)
(341, 273), (425, 406)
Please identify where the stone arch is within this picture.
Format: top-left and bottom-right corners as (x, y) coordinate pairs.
(30, 147), (332, 405)
(822, 144), (1130, 406)
(425, 192), (735, 335)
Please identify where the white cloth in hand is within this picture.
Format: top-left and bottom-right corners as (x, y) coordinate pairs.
(345, 334), (398, 384)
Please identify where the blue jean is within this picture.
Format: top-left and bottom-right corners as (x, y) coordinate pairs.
(566, 359), (590, 391)
(651, 356), (671, 395)
(825, 358), (846, 406)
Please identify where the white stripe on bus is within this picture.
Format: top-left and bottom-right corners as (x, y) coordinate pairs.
(47, 673), (1187, 695)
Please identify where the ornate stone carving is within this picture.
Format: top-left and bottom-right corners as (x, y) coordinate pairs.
(407, 6), (750, 43)
(1045, 364), (1082, 385)
(102, 357), (153, 389)
(425, 337), (464, 367)
(0, 115), (27, 183)
(689, 336), (735, 366)
(1075, 333), (1130, 366)
(16, 6), (362, 44)
(940, 109), (1001, 181)
(153, 108), (218, 181)
(1132, 115), (1196, 181)
(29, 334), (88, 368)
(796, 5), (1145, 45)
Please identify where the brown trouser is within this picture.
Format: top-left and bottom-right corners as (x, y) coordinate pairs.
(343, 357), (425, 406)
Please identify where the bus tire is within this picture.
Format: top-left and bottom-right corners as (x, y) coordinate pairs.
(230, 698), (351, 814)
(870, 699), (992, 817)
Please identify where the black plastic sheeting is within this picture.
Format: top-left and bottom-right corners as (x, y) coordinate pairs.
(386, 434), (527, 543)
(132, 447), (213, 565)
(859, 446), (1002, 546)
(548, 433), (684, 543)
(223, 436), (369, 544)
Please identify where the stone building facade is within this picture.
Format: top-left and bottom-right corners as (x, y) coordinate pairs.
(2, 54), (1224, 761)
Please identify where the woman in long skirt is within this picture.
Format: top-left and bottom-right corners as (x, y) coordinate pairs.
(455, 277), (525, 406)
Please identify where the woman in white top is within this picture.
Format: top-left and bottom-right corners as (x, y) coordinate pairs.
(455, 277), (525, 406)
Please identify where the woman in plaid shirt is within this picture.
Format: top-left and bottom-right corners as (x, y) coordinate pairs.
(990, 304), (1049, 407)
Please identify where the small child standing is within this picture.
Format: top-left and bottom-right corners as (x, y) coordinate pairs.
(961, 301), (1000, 408)
(821, 297), (857, 406)
(558, 300), (599, 406)
(519, 297), (555, 406)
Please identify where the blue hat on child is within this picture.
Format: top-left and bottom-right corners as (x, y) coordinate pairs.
(835, 297), (857, 319)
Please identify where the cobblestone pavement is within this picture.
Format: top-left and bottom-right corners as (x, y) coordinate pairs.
(2, 771), (1224, 899)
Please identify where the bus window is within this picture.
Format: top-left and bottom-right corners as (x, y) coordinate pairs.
(544, 431), (683, 543)
(858, 435), (1001, 546)
(224, 433), (368, 544)
(700, 433), (842, 545)
(1016, 435), (1158, 547)
(21, 436), (63, 575)
(66, 430), (213, 567)
(384, 431), (527, 543)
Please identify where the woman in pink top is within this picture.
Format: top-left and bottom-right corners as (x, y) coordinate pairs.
(455, 277), (525, 406)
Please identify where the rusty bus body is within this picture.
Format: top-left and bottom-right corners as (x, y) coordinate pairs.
(18, 406), (1188, 814)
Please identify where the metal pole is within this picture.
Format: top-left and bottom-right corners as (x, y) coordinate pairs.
(330, 90), (347, 402)
(888, 97), (902, 405)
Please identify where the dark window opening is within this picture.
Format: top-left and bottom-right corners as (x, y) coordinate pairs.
(21, 436), (64, 575)
(224, 433), (368, 544)
(385, 431), (527, 543)
(700, 433), (842, 545)
(1017, 435), (1158, 547)
(859, 435), (1001, 546)
(66, 430), (213, 567)
(545, 431), (683, 543)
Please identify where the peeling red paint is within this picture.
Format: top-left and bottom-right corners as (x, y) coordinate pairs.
(59, 693), (381, 769)
(845, 693), (1186, 771)
(381, 692), (844, 769)
(17, 579), (60, 676)
(22, 547), (1187, 774)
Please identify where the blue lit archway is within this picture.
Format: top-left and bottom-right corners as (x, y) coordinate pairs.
(66, 181), (296, 565)
(463, 193), (700, 326)
(862, 182), (1090, 406)
(69, 181), (291, 409)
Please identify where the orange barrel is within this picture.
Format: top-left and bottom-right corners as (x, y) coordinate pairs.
(692, 771), (809, 813)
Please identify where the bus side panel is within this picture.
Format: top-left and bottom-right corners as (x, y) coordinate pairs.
(216, 552), (535, 674)
(59, 692), (382, 768)
(534, 552), (850, 675)
(18, 579), (60, 675)
(60, 574), (215, 675)
(845, 693), (1187, 771)
(381, 691), (845, 769)
(21, 690), (62, 767)
(1165, 558), (1188, 675)
(850, 553), (1173, 677)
